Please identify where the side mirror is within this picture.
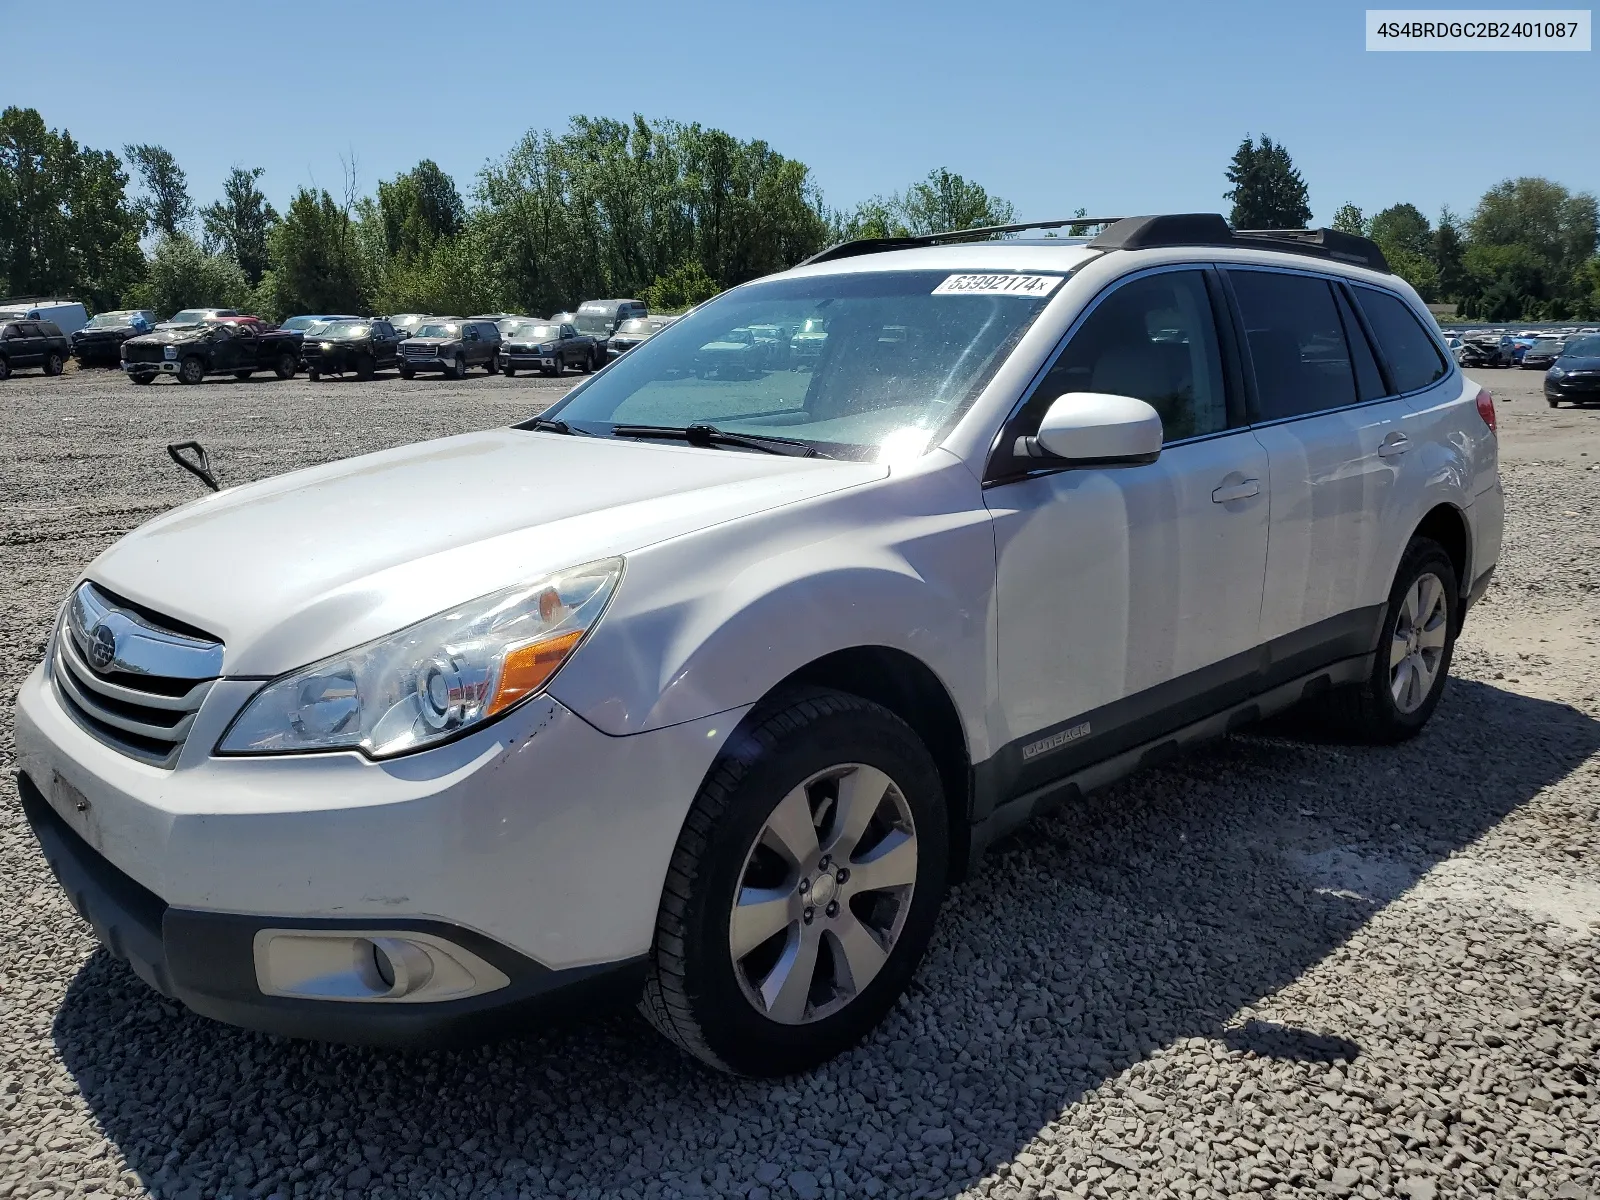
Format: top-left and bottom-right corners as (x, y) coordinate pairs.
(1020, 392), (1163, 466)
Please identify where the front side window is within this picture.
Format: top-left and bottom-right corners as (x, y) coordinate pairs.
(1353, 286), (1448, 394)
(1229, 270), (1359, 421)
(541, 269), (1062, 461)
(1012, 269), (1228, 451)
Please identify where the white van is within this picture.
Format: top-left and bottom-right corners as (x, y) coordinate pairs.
(0, 298), (89, 337)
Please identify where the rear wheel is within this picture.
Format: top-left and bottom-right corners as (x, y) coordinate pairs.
(579, 350), (595, 374)
(44, 352), (65, 376)
(1317, 537), (1459, 743)
(355, 353), (375, 381)
(0, 356), (11, 381)
(274, 352), (297, 380)
(178, 356), (205, 385)
(639, 690), (948, 1076)
(486, 352), (500, 375)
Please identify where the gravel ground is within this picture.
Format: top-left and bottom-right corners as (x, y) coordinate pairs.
(1, 364), (1596, 1200)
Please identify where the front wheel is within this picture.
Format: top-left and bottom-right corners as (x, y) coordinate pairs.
(1548, 397), (1560, 408)
(639, 690), (948, 1076)
(503, 365), (517, 377)
(177, 356), (205, 385)
(399, 366), (414, 380)
(1319, 537), (1459, 743)
(44, 352), (65, 376)
(447, 354), (465, 380)
(307, 368), (321, 382)
(129, 372), (154, 385)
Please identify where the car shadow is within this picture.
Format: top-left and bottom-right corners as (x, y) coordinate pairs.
(52, 678), (1600, 1199)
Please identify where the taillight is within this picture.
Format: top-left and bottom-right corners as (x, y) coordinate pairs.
(1475, 387), (1496, 433)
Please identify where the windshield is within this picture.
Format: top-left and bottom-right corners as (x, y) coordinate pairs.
(1529, 338), (1564, 353)
(540, 269), (1063, 461)
(315, 322), (370, 339)
(1564, 334), (1600, 357)
(415, 323), (459, 338)
(170, 310), (212, 324)
(281, 316), (324, 331)
(86, 311), (134, 328)
(575, 307), (615, 335)
(505, 322), (560, 340)
(616, 318), (654, 335)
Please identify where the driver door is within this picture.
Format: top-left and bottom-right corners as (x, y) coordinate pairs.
(983, 266), (1269, 800)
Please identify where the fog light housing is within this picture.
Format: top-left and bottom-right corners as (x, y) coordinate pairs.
(252, 928), (509, 1003)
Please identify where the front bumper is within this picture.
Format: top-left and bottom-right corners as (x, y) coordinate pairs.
(1546, 378), (1600, 400)
(123, 360), (178, 375)
(504, 352), (558, 369)
(20, 772), (643, 1045)
(13, 660), (743, 1041)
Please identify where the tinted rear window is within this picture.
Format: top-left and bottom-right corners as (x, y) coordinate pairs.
(1228, 270), (1358, 421)
(1353, 287), (1448, 394)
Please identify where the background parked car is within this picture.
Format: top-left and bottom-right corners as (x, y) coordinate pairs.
(302, 319), (404, 380)
(1545, 333), (1600, 407)
(0, 319), (71, 379)
(606, 315), (676, 359)
(1520, 336), (1566, 371)
(0, 298), (88, 337)
(69, 310), (156, 365)
(500, 319), (598, 375)
(387, 314), (430, 337)
(121, 319), (302, 384)
(281, 314), (361, 335)
(789, 315), (829, 362)
(398, 319), (501, 378)
(574, 299), (647, 344)
(157, 307), (240, 329)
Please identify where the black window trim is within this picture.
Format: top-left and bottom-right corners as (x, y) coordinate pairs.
(1219, 262), (1458, 432)
(1343, 279), (1453, 401)
(982, 262), (1249, 488)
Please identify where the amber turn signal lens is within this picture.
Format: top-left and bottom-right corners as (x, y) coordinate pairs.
(486, 630), (585, 715)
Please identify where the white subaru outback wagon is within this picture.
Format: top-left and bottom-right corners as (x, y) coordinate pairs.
(16, 213), (1503, 1076)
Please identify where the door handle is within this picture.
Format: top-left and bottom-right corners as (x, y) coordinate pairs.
(1378, 433), (1410, 458)
(1211, 478), (1261, 504)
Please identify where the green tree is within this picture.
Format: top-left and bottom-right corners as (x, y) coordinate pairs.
(898, 168), (1014, 235)
(377, 159), (465, 263)
(123, 233), (250, 317)
(0, 107), (143, 311)
(1433, 207), (1466, 302)
(642, 259), (720, 311)
(201, 166), (277, 284)
(124, 143), (193, 238)
(1367, 203), (1436, 298)
(1331, 203), (1365, 235)
(1224, 135), (1312, 229)
(1457, 177), (1598, 318)
(263, 187), (366, 316)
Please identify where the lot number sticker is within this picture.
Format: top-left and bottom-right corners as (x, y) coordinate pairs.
(933, 274), (1064, 297)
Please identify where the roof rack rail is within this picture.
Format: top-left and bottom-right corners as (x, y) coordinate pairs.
(797, 216), (1127, 266)
(1087, 214), (1390, 271)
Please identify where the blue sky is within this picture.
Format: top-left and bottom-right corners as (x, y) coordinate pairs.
(5, 0), (1594, 228)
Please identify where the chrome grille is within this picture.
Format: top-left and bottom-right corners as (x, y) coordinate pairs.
(52, 582), (223, 768)
(402, 342), (437, 359)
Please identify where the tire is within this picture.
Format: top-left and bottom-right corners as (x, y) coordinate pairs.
(355, 353), (375, 381)
(233, 370), (253, 380)
(485, 352), (500, 375)
(177, 356), (205, 385)
(44, 352), (65, 376)
(307, 368), (321, 382)
(0, 356), (10, 381)
(1317, 537), (1460, 743)
(639, 689), (949, 1076)
(1548, 398), (1560, 408)
(274, 352), (297, 380)
(579, 350), (594, 374)
(504, 366), (517, 377)
(399, 366), (414, 380)
(448, 354), (465, 380)
(130, 372), (154, 385)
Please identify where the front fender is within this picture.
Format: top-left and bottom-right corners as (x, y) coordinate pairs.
(549, 452), (997, 760)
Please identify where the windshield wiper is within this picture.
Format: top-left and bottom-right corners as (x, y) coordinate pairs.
(609, 423), (826, 458)
(522, 416), (597, 437)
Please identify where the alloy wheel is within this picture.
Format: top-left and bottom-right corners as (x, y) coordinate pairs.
(1390, 571), (1448, 714)
(728, 763), (918, 1025)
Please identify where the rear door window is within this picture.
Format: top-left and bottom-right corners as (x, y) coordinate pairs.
(1352, 287), (1449, 394)
(1227, 270), (1358, 421)
(1333, 288), (1387, 402)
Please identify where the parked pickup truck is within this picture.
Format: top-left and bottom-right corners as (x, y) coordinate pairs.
(121, 320), (303, 384)
(499, 319), (599, 375)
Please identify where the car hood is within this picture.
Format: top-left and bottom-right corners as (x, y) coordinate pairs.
(85, 427), (885, 675)
(126, 328), (205, 346)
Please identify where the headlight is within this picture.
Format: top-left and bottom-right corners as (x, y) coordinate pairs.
(1548, 365), (1564, 378)
(320, 342), (335, 351)
(537, 344), (553, 353)
(163, 345), (178, 360)
(218, 559), (623, 758)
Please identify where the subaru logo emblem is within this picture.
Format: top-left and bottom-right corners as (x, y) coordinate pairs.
(88, 623), (117, 672)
